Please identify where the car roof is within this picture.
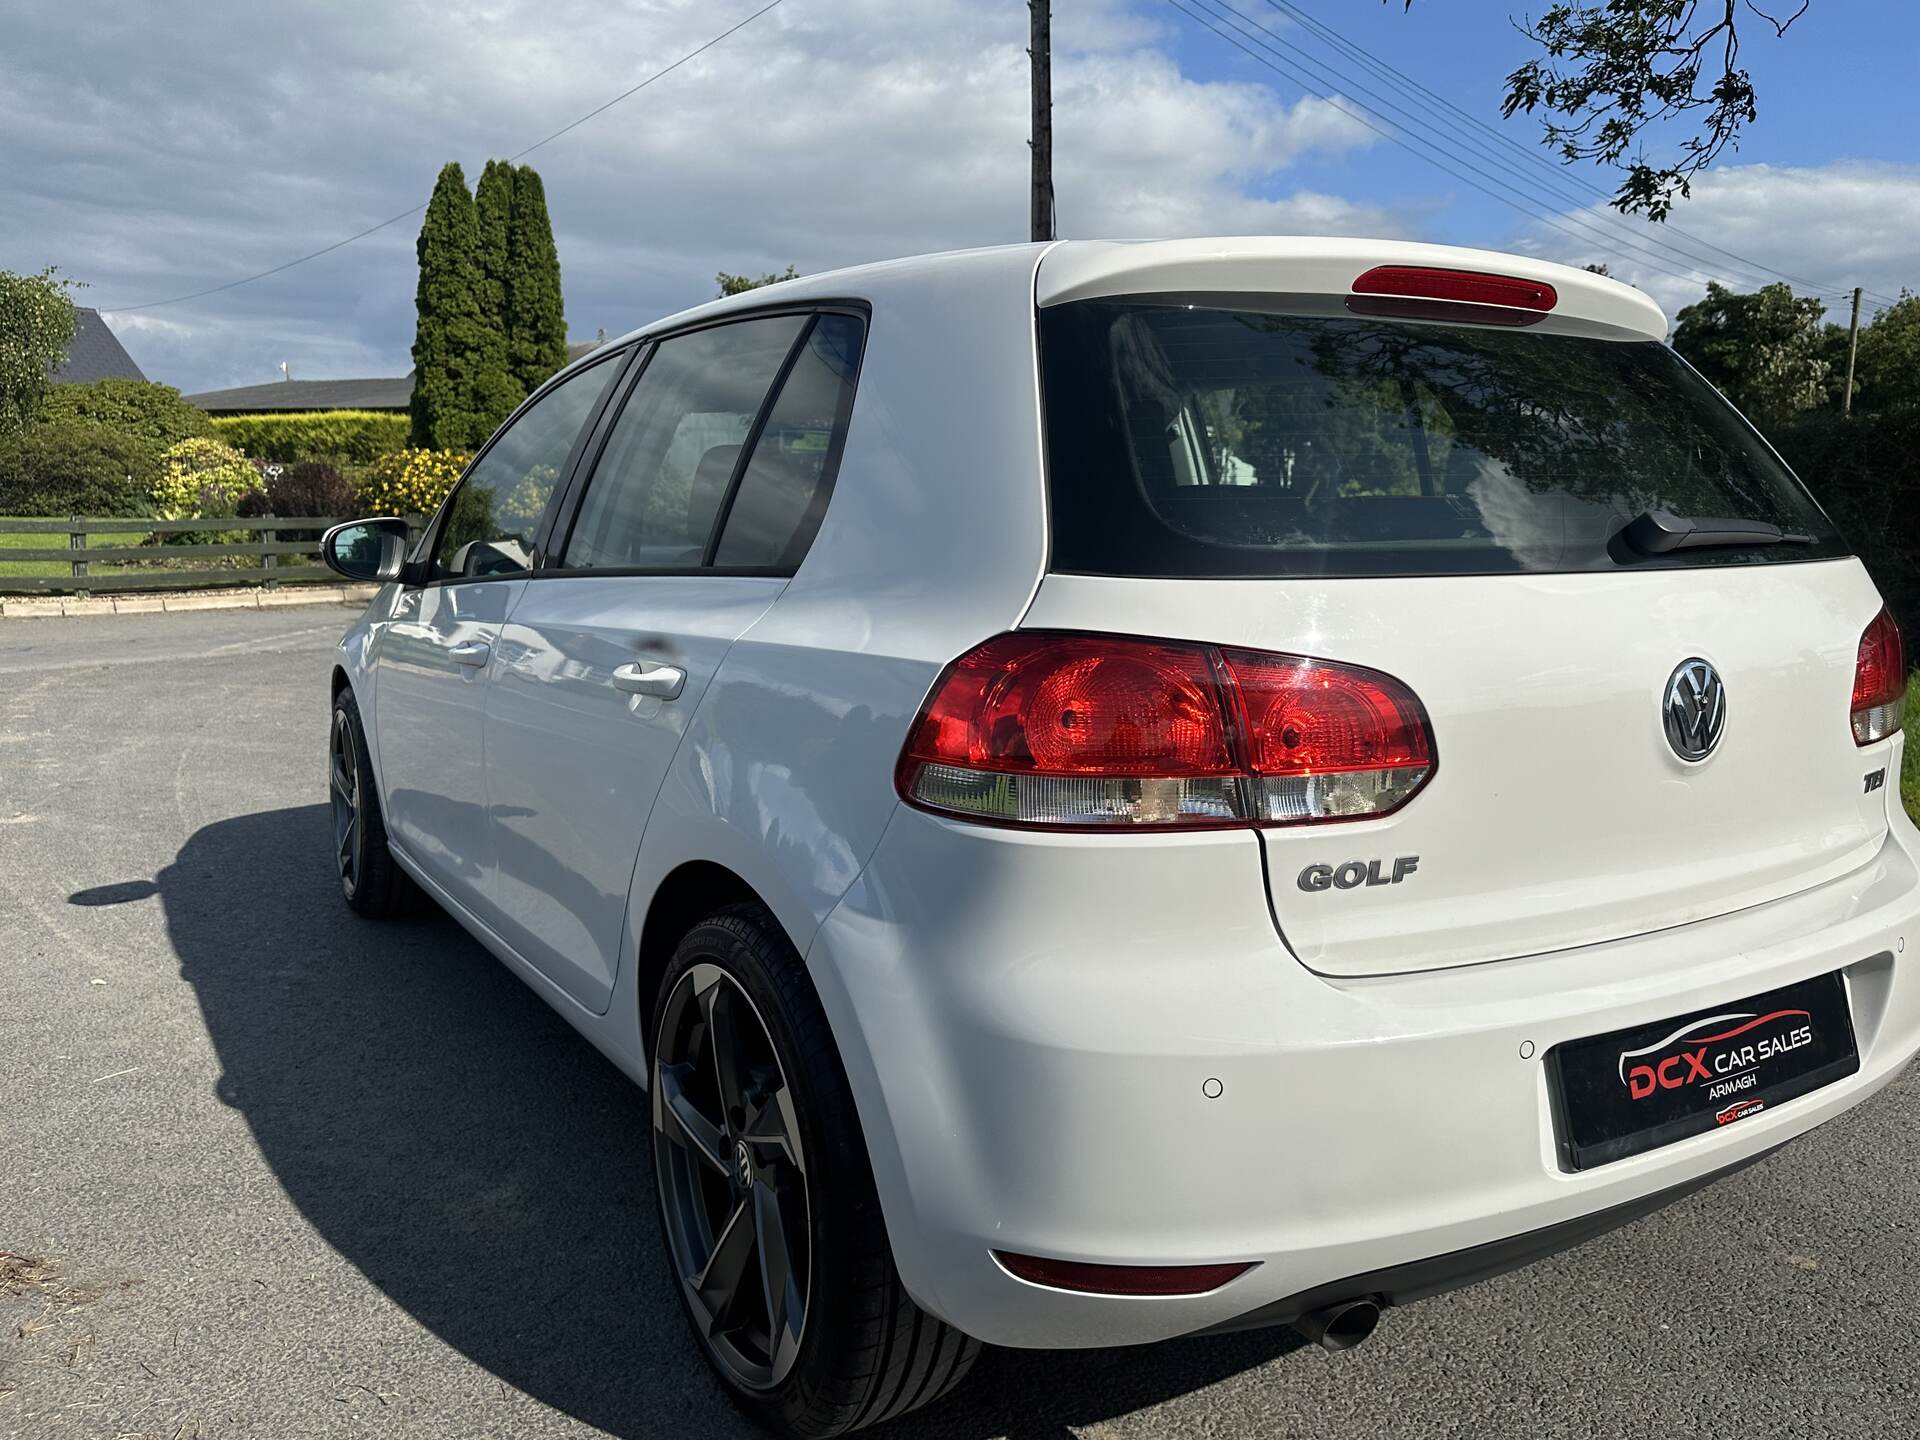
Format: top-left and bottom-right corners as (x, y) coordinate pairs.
(587, 235), (1668, 361)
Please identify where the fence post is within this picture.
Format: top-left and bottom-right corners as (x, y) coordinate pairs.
(69, 515), (88, 597)
(261, 513), (277, 589)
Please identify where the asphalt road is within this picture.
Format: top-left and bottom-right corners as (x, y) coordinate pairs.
(4, 605), (1920, 1440)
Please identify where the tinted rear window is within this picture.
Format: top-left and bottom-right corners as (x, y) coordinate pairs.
(1039, 298), (1845, 578)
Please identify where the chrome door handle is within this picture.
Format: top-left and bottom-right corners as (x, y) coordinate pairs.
(611, 661), (686, 700)
(448, 640), (492, 668)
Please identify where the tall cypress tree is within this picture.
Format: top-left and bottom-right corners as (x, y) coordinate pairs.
(506, 165), (569, 394)
(410, 163), (518, 449)
(474, 160), (516, 341)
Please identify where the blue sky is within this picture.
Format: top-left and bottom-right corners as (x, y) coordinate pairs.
(4, 0), (1915, 393)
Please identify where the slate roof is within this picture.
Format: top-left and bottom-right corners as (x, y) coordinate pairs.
(50, 308), (147, 384)
(185, 375), (414, 414)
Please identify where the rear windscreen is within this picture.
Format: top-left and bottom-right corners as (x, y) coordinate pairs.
(1039, 298), (1845, 578)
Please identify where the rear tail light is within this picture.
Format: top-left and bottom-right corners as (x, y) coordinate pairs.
(896, 632), (1435, 829)
(1852, 607), (1906, 745)
(992, 1250), (1255, 1296)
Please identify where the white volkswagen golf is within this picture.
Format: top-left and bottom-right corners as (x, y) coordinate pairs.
(321, 237), (1920, 1436)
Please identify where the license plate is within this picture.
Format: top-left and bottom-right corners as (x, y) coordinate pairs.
(1547, 972), (1859, 1171)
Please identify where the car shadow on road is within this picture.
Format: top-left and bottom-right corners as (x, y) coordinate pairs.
(141, 804), (1301, 1440)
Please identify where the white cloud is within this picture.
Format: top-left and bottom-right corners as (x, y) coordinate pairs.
(0, 0), (1396, 392)
(1511, 161), (1920, 327)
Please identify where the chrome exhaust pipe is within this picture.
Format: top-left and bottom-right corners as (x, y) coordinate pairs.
(1291, 1297), (1382, 1351)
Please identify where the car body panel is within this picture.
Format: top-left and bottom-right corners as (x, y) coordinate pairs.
(483, 574), (788, 1012)
(1021, 560), (1892, 976)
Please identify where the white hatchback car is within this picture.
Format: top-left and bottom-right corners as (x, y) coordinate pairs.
(323, 237), (1920, 1436)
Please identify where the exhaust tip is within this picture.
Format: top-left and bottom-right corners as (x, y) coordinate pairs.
(1292, 1297), (1382, 1352)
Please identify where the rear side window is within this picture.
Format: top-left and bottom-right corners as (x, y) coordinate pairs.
(714, 313), (865, 568)
(560, 315), (808, 570)
(1039, 298), (1845, 578)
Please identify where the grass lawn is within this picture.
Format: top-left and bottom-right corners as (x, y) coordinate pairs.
(0, 522), (149, 579)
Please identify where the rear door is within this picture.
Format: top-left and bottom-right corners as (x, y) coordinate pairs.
(374, 353), (622, 905)
(1028, 290), (1892, 977)
(482, 309), (866, 1011)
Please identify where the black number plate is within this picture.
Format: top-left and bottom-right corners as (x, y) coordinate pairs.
(1548, 972), (1858, 1170)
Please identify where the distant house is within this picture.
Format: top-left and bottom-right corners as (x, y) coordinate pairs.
(51, 308), (146, 384)
(186, 374), (414, 417)
(187, 338), (606, 417)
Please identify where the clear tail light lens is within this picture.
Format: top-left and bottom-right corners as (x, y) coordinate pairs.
(1852, 607), (1907, 745)
(897, 632), (1435, 829)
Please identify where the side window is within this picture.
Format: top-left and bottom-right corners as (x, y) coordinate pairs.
(560, 316), (807, 571)
(714, 313), (865, 568)
(428, 356), (621, 582)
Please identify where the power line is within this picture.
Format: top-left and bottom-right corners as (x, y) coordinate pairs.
(1170, 0), (1895, 312)
(1252, 0), (1901, 307)
(1167, 0), (1736, 293)
(106, 0), (787, 314)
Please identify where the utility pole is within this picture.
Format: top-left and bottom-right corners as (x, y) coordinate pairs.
(1029, 0), (1054, 243)
(1844, 286), (1863, 418)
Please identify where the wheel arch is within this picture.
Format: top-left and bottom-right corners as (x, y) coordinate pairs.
(634, 860), (768, 1058)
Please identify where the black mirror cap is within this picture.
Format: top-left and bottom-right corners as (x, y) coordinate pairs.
(321, 517), (411, 584)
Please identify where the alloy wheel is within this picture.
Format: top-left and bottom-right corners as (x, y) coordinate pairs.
(653, 961), (811, 1391)
(328, 709), (360, 894)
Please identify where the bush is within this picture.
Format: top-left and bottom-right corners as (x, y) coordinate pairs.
(355, 448), (468, 516)
(40, 379), (214, 449)
(153, 437), (262, 522)
(237, 461), (357, 540)
(213, 410), (412, 463)
(0, 414), (151, 515)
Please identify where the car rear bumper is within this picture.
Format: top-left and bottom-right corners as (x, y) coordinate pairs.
(804, 798), (1920, 1350)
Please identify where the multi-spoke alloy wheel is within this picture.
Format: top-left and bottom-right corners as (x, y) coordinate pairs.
(329, 706), (362, 895)
(327, 688), (408, 918)
(654, 961), (811, 1391)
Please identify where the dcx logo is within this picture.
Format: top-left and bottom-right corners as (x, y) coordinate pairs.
(1297, 856), (1420, 892)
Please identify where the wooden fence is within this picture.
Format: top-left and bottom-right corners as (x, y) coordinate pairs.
(0, 516), (424, 595)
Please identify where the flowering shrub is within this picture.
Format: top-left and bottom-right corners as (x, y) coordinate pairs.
(354, 447), (468, 516)
(152, 437), (262, 520)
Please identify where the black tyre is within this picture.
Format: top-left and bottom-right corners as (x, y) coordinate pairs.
(650, 904), (979, 1437)
(328, 687), (411, 918)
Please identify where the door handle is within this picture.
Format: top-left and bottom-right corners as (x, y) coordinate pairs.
(448, 640), (493, 668)
(611, 661), (686, 700)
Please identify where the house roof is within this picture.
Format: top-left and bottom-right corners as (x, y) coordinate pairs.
(50, 308), (147, 384)
(185, 375), (414, 415)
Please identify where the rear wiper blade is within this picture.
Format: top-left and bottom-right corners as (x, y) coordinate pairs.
(1621, 508), (1814, 555)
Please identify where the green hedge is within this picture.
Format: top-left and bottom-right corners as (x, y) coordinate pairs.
(1772, 408), (1920, 641)
(212, 410), (411, 463)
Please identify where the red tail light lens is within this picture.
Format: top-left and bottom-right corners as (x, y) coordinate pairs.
(1223, 649), (1435, 823)
(1852, 607), (1906, 745)
(897, 632), (1435, 829)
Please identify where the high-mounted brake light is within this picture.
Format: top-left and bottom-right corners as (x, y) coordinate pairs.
(896, 632), (1435, 829)
(1348, 265), (1557, 328)
(1852, 607), (1906, 745)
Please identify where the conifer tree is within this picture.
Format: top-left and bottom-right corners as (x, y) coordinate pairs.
(410, 163), (519, 448)
(505, 165), (569, 394)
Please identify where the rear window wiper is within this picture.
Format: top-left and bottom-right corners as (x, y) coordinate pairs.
(1621, 508), (1814, 556)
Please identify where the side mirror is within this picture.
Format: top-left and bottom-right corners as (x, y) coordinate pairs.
(321, 518), (411, 584)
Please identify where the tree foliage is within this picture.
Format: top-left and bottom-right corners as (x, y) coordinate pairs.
(40, 379), (213, 451)
(716, 265), (799, 298)
(1854, 293), (1920, 416)
(410, 163), (518, 450)
(0, 413), (150, 516)
(0, 267), (79, 438)
(1395, 1), (1812, 219)
(506, 165), (569, 395)
(475, 159), (517, 351)
(1671, 281), (1830, 427)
